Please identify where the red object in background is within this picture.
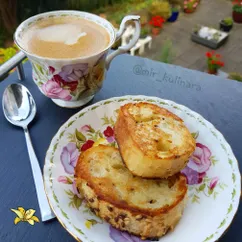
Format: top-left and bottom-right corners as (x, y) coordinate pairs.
(233, 11), (242, 23)
(184, 9), (195, 13)
(208, 69), (218, 75)
(206, 51), (224, 75)
(232, 0), (242, 23)
(149, 16), (165, 28)
(206, 52), (212, 58)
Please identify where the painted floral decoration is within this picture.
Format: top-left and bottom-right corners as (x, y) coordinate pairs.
(11, 207), (39, 225)
(32, 53), (107, 101)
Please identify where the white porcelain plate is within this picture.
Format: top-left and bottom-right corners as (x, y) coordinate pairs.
(44, 95), (241, 242)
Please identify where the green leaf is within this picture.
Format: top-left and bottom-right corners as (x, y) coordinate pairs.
(133, 98), (142, 102)
(208, 188), (213, 195)
(91, 105), (98, 110)
(213, 191), (218, 200)
(203, 234), (214, 242)
(232, 189), (236, 199)
(227, 204), (233, 214)
(110, 142), (116, 147)
(73, 225), (84, 235)
(87, 219), (98, 226)
(75, 129), (86, 142)
(73, 195), (82, 209)
(68, 120), (75, 127)
(110, 117), (115, 126)
(68, 201), (73, 207)
(173, 106), (181, 110)
(50, 157), (54, 164)
(79, 112), (85, 118)
(36, 81), (44, 87)
(36, 64), (44, 75)
(211, 130), (218, 138)
(232, 173), (236, 183)
(83, 209), (89, 213)
(218, 219), (226, 229)
(65, 189), (74, 196)
(146, 99), (155, 103)
(98, 131), (104, 138)
(88, 126), (95, 133)
(192, 194), (200, 203)
(199, 184), (206, 191)
(32, 64), (41, 80)
(59, 130), (65, 139)
(104, 100), (112, 105)
(61, 209), (69, 219)
(53, 192), (59, 203)
(67, 133), (76, 143)
(101, 115), (110, 125)
(191, 131), (199, 139)
(221, 143), (227, 152)
(219, 183), (227, 190)
(53, 143), (58, 152)
(66, 177), (73, 184)
(211, 156), (218, 166)
(117, 98), (127, 102)
(228, 158), (233, 167)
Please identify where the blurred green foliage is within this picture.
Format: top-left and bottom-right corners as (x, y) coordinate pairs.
(160, 39), (175, 64)
(0, 45), (19, 64)
(228, 73), (242, 82)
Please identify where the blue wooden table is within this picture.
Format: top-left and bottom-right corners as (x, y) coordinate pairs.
(0, 54), (241, 242)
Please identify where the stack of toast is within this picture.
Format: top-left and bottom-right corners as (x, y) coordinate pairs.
(75, 102), (196, 240)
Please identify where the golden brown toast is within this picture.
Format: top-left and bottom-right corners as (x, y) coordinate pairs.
(75, 145), (187, 240)
(114, 102), (196, 178)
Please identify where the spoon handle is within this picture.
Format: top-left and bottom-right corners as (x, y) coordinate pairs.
(23, 127), (55, 222)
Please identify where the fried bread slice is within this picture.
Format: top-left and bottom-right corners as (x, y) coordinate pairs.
(75, 145), (187, 240)
(114, 102), (196, 178)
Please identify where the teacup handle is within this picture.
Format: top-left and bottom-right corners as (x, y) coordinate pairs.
(106, 15), (140, 69)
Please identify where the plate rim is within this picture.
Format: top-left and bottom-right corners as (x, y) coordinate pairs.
(43, 95), (241, 242)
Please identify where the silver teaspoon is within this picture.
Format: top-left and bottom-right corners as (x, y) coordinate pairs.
(2, 83), (55, 222)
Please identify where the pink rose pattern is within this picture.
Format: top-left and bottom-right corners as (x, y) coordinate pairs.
(210, 177), (219, 190)
(41, 53), (107, 101)
(42, 79), (72, 101)
(57, 176), (68, 184)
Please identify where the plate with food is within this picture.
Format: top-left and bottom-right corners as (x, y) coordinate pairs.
(44, 95), (241, 242)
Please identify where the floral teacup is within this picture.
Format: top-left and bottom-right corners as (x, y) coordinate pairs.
(14, 11), (140, 108)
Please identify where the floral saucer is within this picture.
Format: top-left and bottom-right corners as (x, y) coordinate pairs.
(44, 95), (241, 242)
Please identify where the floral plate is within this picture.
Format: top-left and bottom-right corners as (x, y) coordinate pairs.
(44, 95), (241, 242)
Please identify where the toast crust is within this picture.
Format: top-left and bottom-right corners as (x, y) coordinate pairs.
(75, 146), (187, 239)
(114, 102), (196, 178)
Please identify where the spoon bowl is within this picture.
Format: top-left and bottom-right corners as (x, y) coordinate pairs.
(3, 83), (36, 128)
